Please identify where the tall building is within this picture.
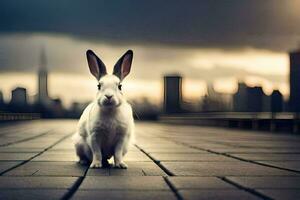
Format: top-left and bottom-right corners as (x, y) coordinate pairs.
(37, 47), (49, 105)
(10, 87), (27, 106)
(233, 82), (266, 112)
(247, 86), (264, 112)
(0, 90), (3, 105)
(163, 75), (182, 113)
(233, 82), (248, 112)
(271, 90), (283, 112)
(289, 48), (300, 112)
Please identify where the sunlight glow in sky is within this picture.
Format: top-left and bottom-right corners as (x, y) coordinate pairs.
(0, 33), (290, 106)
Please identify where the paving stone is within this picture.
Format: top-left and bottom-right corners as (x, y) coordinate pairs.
(135, 142), (181, 148)
(0, 177), (77, 189)
(5, 161), (87, 176)
(227, 177), (300, 189)
(109, 168), (145, 176)
(0, 152), (36, 161)
(8, 141), (56, 149)
(0, 161), (21, 173)
(32, 152), (78, 162)
(141, 147), (201, 153)
(161, 161), (298, 176)
(124, 151), (151, 162)
(258, 161), (300, 171)
(186, 143), (232, 149)
(258, 189), (300, 200)
(79, 176), (169, 190)
(150, 153), (237, 162)
(231, 153), (300, 161)
(167, 177), (235, 189)
(48, 149), (74, 152)
(51, 140), (75, 150)
(178, 189), (261, 200)
(0, 147), (44, 153)
(0, 138), (25, 146)
(0, 189), (66, 200)
(212, 148), (300, 154)
(72, 190), (177, 200)
(230, 142), (300, 149)
(122, 161), (166, 176)
(87, 161), (166, 176)
(86, 168), (110, 176)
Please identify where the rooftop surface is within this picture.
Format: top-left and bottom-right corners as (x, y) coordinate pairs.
(0, 120), (299, 200)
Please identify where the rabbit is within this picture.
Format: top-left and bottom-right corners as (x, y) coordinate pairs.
(72, 49), (135, 169)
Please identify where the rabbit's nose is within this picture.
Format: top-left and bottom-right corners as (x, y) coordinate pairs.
(105, 95), (113, 100)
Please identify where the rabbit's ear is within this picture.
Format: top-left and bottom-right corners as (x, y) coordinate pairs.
(113, 50), (133, 81)
(86, 50), (107, 80)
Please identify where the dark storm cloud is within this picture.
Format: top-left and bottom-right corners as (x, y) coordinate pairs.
(0, 0), (300, 51)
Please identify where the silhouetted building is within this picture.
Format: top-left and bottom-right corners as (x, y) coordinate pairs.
(0, 90), (5, 111)
(164, 75), (182, 113)
(233, 83), (266, 112)
(263, 95), (271, 112)
(10, 87), (27, 106)
(233, 82), (248, 112)
(289, 48), (300, 112)
(248, 86), (264, 112)
(37, 47), (50, 105)
(271, 90), (283, 112)
(51, 98), (64, 118)
(0, 90), (3, 105)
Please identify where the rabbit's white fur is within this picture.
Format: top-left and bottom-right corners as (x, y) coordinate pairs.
(72, 50), (134, 169)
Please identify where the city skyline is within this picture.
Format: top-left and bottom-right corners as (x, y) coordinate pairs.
(0, 46), (297, 118)
(0, 39), (291, 106)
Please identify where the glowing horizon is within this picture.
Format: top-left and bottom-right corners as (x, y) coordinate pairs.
(0, 34), (290, 106)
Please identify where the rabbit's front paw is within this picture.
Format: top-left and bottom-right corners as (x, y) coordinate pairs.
(78, 159), (89, 166)
(115, 162), (128, 169)
(90, 160), (102, 168)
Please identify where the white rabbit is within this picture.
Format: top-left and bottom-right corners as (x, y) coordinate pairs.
(72, 49), (135, 169)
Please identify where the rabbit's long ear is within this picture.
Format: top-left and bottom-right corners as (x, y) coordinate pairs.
(113, 50), (133, 81)
(86, 50), (107, 80)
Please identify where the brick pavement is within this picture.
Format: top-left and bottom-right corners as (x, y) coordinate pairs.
(0, 120), (299, 200)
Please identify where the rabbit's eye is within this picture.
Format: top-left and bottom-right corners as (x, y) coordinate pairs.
(118, 84), (122, 90)
(97, 84), (101, 90)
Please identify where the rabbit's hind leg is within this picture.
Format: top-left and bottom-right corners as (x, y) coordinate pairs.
(74, 137), (92, 165)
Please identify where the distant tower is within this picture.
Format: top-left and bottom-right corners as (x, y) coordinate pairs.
(289, 48), (300, 112)
(38, 47), (49, 104)
(163, 75), (182, 113)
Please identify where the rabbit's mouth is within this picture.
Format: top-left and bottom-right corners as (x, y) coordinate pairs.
(100, 98), (119, 107)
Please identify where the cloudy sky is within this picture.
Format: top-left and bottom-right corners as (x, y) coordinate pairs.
(0, 0), (299, 105)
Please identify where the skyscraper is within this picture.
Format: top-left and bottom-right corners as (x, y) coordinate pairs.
(10, 87), (27, 106)
(271, 90), (283, 112)
(247, 86), (264, 112)
(0, 90), (3, 104)
(289, 48), (300, 112)
(163, 75), (182, 113)
(233, 82), (248, 112)
(37, 47), (49, 105)
(233, 83), (266, 112)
